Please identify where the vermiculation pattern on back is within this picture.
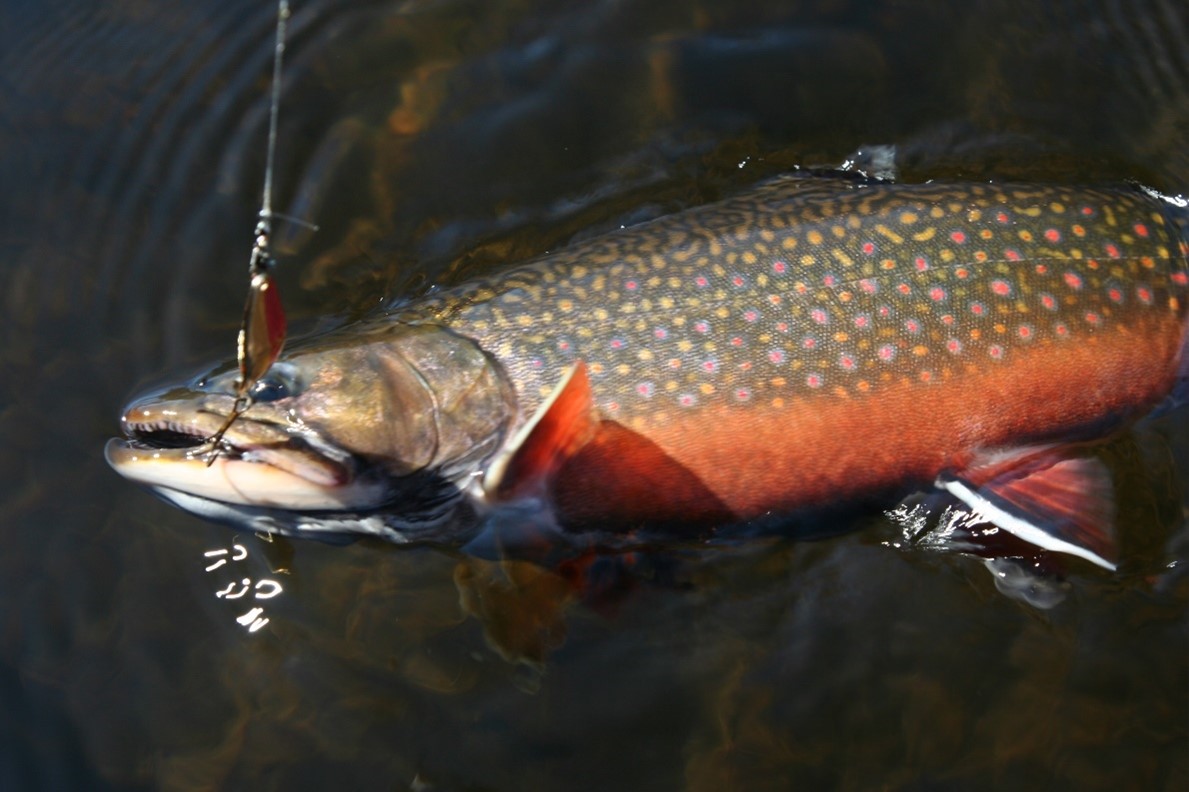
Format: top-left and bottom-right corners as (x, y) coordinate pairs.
(403, 177), (1189, 427)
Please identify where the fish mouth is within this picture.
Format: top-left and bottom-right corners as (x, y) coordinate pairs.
(106, 403), (390, 511)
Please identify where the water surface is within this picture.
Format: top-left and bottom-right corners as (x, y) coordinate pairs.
(2, 0), (1187, 788)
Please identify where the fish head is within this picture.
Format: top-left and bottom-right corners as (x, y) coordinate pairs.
(105, 323), (514, 536)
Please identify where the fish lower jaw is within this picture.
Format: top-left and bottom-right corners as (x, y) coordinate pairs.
(104, 439), (389, 511)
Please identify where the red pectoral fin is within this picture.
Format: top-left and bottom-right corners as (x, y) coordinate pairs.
(483, 362), (597, 503)
(940, 445), (1118, 570)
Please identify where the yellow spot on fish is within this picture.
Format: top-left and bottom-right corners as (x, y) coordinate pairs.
(807, 230), (824, 245)
(516, 314), (533, 327)
(616, 364), (631, 375)
(772, 397), (785, 408)
(771, 377), (787, 387)
(912, 228), (936, 242)
(558, 298), (574, 312)
(832, 225), (846, 239)
(967, 209), (982, 222)
(700, 383), (715, 395)
(857, 380), (871, 393)
(1050, 202), (1065, 213)
(594, 308), (609, 321)
(930, 206), (945, 219)
(1019, 230), (1033, 242)
(834, 332), (850, 343)
(571, 265), (588, 279)
(638, 349), (654, 362)
(912, 345), (928, 356)
(875, 225), (904, 244)
(800, 254), (816, 267)
(782, 237), (798, 251)
(1017, 206), (1042, 217)
(899, 211), (918, 225)
(589, 362), (605, 374)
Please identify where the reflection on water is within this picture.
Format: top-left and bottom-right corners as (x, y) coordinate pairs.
(2, 0), (1187, 788)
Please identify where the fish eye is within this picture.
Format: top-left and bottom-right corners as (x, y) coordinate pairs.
(250, 362), (300, 403)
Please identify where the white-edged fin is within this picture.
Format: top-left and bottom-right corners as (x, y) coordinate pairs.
(482, 362), (596, 503)
(938, 448), (1118, 570)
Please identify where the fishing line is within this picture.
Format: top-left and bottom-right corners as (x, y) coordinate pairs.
(205, 0), (314, 464)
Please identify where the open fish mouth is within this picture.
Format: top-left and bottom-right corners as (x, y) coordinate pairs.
(106, 403), (388, 511)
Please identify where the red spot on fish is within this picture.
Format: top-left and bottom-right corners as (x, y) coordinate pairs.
(915, 257), (929, 271)
(610, 338), (625, 349)
(744, 310), (759, 323)
(636, 382), (654, 397)
(1104, 243), (1121, 259)
(905, 319), (921, 334)
(735, 388), (751, 401)
(996, 211), (1010, 224)
(1172, 272), (1189, 286)
(878, 344), (895, 362)
(654, 327), (668, 339)
(1072, 224), (1086, 237)
(919, 370), (934, 383)
(732, 275), (745, 288)
(1055, 322), (1069, 337)
(989, 345), (1004, 360)
(773, 260), (787, 274)
(859, 278), (878, 294)
(1136, 286), (1153, 304)
(668, 358), (681, 369)
(823, 274), (837, 287)
(839, 354), (856, 371)
(625, 280), (639, 291)
(971, 302), (986, 316)
(862, 241), (876, 255)
(702, 360), (717, 372)
(854, 314), (870, 329)
(973, 250), (988, 263)
(1080, 206), (1094, 216)
(941, 313), (955, 326)
(1017, 324), (1034, 340)
(558, 340), (570, 351)
(730, 337), (743, 347)
(1134, 223), (1149, 238)
(946, 338), (962, 354)
(1063, 272), (1083, 290)
(929, 287), (947, 302)
(1035, 263), (1047, 274)
(1004, 248), (1021, 262)
(897, 283), (911, 295)
(811, 308), (829, 325)
(955, 267), (970, 279)
(695, 275), (709, 288)
(679, 394), (695, 407)
(531, 358), (544, 369)
(1108, 287), (1123, 304)
(794, 282), (809, 295)
(806, 373), (826, 390)
(1040, 293), (1057, 310)
(991, 280), (1012, 297)
(768, 294), (782, 305)
(768, 349), (786, 364)
(607, 401), (620, 412)
(951, 231), (967, 244)
(803, 336), (818, 350)
(1044, 228), (1061, 243)
(775, 321), (790, 333)
(1087, 259), (1100, 270)
(878, 305), (892, 318)
(695, 321), (710, 334)
(1085, 311), (1102, 326)
(739, 361), (752, 371)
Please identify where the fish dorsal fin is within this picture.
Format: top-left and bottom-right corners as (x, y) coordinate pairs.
(483, 362), (597, 503)
(939, 445), (1118, 570)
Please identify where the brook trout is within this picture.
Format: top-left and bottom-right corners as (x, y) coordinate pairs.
(106, 176), (1189, 568)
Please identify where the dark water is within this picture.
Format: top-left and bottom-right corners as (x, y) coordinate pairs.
(3, 0), (1188, 789)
